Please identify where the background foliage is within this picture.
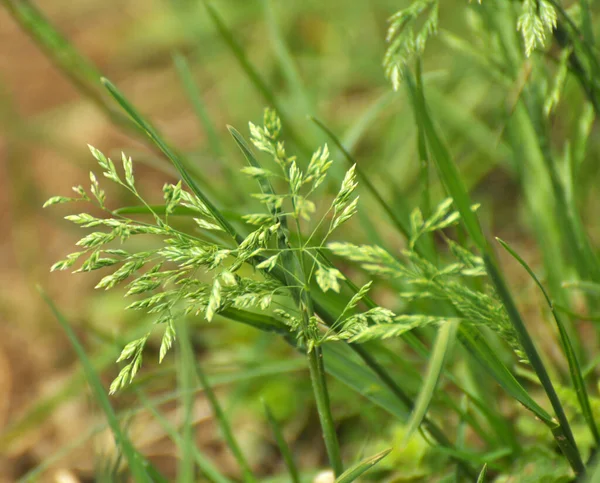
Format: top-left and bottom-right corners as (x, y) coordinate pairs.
(1, 0), (600, 481)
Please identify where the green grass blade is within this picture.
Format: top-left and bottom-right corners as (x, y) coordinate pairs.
(195, 361), (256, 482)
(228, 125), (342, 475)
(227, 126), (281, 210)
(578, 0), (595, 46)
(38, 288), (155, 483)
(177, 319), (196, 482)
(115, 205), (245, 224)
(402, 68), (486, 251)
(135, 389), (232, 483)
(341, 92), (395, 153)
(457, 326), (554, 425)
(101, 77), (239, 241)
(403, 319), (459, 445)
(497, 238), (600, 444)
(334, 449), (391, 483)
(403, 67), (585, 475)
(309, 116), (412, 242)
(562, 280), (600, 295)
(172, 52), (225, 160)
(201, 0), (309, 154)
(476, 463), (487, 482)
(263, 402), (300, 483)
(0, 0), (133, 132)
(261, 0), (312, 115)
(484, 257), (584, 473)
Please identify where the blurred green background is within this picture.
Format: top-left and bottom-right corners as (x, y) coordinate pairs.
(1, 0), (598, 481)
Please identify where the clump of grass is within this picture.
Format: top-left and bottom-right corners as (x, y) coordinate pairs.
(15, 0), (600, 480)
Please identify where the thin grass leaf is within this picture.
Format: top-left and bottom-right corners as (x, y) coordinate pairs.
(0, 0), (134, 132)
(228, 126), (281, 213)
(341, 92), (395, 153)
(562, 280), (600, 295)
(403, 319), (459, 445)
(114, 205), (244, 223)
(195, 361), (256, 482)
(101, 77), (237, 240)
(402, 68), (485, 251)
(404, 68), (584, 475)
(177, 319), (196, 483)
(173, 52), (224, 160)
(334, 449), (392, 483)
(38, 288), (156, 483)
(497, 237), (600, 444)
(201, 0), (309, 154)
(263, 402), (300, 483)
(476, 464), (488, 483)
(261, 0), (312, 116)
(135, 389), (232, 483)
(309, 116), (417, 250)
(457, 325), (554, 425)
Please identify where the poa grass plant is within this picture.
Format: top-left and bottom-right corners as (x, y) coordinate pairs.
(4, 0), (600, 480)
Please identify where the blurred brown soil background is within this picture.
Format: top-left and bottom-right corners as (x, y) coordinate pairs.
(0, 1), (242, 480)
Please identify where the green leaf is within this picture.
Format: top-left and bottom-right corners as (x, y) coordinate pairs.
(335, 448), (392, 483)
(476, 463), (488, 483)
(404, 67), (584, 475)
(403, 319), (459, 445)
(135, 389), (232, 483)
(101, 77), (238, 240)
(497, 237), (600, 444)
(263, 402), (300, 483)
(38, 288), (156, 483)
(201, 0), (308, 154)
(172, 52), (224, 160)
(457, 325), (554, 425)
(195, 361), (257, 483)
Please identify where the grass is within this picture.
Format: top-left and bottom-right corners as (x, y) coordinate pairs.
(3, 0), (600, 481)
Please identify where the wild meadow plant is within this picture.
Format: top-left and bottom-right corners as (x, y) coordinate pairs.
(9, 0), (598, 480)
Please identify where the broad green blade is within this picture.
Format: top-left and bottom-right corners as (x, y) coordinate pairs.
(403, 319), (459, 445)
(38, 289), (156, 483)
(263, 402), (300, 483)
(334, 449), (391, 483)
